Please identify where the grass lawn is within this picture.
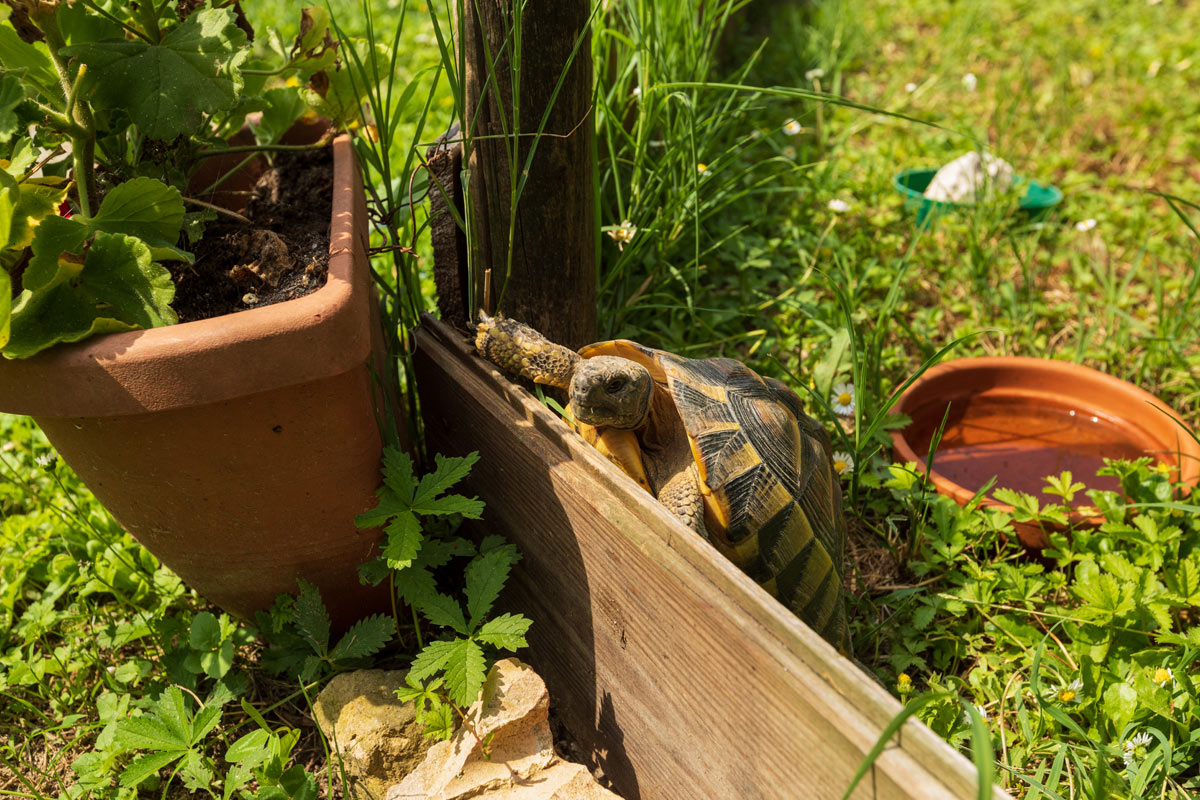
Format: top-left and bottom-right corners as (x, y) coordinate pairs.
(2, 0), (1199, 797)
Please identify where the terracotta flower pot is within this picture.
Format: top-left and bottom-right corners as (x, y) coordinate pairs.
(0, 134), (390, 625)
(891, 357), (1200, 548)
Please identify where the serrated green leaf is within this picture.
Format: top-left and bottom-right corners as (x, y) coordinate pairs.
(190, 611), (222, 650)
(119, 750), (183, 788)
(381, 510), (422, 569)
(179, 748), (214, 790)
(292, 579), (330, 653)
(911, 603), (937, 631)
(419, 592), (468, 635)
(421, 537), (477, 566)
(114, 714), (187, 752)
(421, 702), (455, 740)
(63, 8), (249, 140)
(412, 452), (480, 506)
(158, 686), (193, 745)
(475, 612), (532, 651)
(394, 564), (439, 608)
(412, 493), (486, 519)
(408, 638), (462, 682)
(328, 613), (394, 661)
(465, 545), (519, 628)
(443, 638), (486, 707)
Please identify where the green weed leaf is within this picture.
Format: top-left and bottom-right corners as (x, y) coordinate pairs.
(328, 613), (394, 661)
(418, 592), (468, 635)
(292, 579), (331, 653)
(119, 750), (182, 789)
(475, 613), (532, 651)
(465, 545), (520, 628)
(408, 639), (462, 682)
(381, 510), (422, 569)
(442, 638), (487, 707)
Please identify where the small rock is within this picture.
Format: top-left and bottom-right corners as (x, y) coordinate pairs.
(312, 670), (434, 800)
(923, 151), (1014, 204)
(386, 659), (621, 800)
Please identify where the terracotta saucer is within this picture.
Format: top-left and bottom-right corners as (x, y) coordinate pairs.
(891, 356), (1200, 547)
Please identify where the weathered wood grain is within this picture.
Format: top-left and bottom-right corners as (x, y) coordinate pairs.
(414, 315), (1011, 800)
(462, 0), (597, 349)
(427, 124), (470, 330)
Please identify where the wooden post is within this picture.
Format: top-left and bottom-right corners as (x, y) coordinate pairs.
(463, 0), (596, 350)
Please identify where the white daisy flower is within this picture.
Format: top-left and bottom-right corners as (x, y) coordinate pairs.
(805, 68), (825, 82)
(1075, 218), (1097, 232)
(831, 382), (855, 415)
(963, 703), (988, 724)
(1123, 731), (1154, 769)
(783, 118), (803, 136)
(782, 145), (797, 160)
(962, 72), (978, 91)
(1055, 678), (1083, 704)
(606, 220), (637, 251)
(1153, 666), (1175, 688)
(831, 451), (854, 476)
(827, 198), (852, 213)
(904, 82), (918, 93)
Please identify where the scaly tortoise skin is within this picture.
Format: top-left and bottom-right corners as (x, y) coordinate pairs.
(475, 312), (850, 652)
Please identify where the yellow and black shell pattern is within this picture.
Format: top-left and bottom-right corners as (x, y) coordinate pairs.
(579, 340), (850, 651)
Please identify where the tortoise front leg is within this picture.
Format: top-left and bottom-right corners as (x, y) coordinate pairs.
(656, 463), (708, 539)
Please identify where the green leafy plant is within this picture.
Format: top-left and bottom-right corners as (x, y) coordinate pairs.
(355, 447), (532, 740)
(110, 685), (224, 793)
(0, 0), (350, 357)
(256, 579), (394, 682)
(222, 703), (319, 800)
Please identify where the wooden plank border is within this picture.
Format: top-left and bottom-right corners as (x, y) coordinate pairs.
(414, 315), (1011, 800)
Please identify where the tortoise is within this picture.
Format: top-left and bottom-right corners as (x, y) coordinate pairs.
(475, 312), (850, 652)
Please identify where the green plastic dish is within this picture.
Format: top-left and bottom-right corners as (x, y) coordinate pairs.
(893, 167), (1063, 226)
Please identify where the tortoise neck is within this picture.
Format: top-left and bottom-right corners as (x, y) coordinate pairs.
(475, 312), (580, 389)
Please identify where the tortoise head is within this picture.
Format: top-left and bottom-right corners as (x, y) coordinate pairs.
(570, 356), (653, 430)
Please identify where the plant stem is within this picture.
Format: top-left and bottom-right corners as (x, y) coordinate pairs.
(34, 8), (97, 217)
(180, 196), (252, 225)
(196, 143), (329, 157)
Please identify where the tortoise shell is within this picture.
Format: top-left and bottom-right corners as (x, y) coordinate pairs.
(579, 340), (849, 650)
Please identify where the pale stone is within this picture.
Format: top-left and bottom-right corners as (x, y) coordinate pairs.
(923, 151), (1015, 203)
(384, 658), (621, 800)
(312, 669), (434, 800)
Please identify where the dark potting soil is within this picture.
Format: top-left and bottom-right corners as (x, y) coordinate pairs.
(170, 147), (332, 323)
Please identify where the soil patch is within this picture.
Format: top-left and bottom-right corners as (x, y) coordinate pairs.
(171, 148), (333, 323)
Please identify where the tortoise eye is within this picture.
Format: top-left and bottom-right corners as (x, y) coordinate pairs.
(606, 378), (627, 394)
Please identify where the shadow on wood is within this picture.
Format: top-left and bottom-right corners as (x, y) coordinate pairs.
(414, 314), (1012, 800)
